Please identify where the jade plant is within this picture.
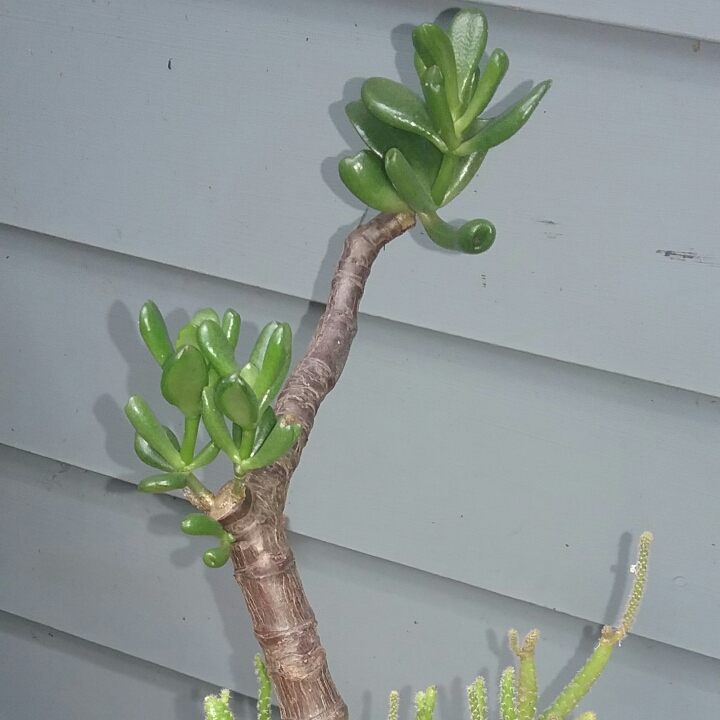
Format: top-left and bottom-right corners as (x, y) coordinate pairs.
(122, 9), (652, 720)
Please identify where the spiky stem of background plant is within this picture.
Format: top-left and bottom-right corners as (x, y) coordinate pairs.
(209, 212), (415, 720)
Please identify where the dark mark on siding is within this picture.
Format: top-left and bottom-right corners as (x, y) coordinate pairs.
(655, 249), (716, 265)
(168, 58), (172, 70)
(537, 219), (557, 225)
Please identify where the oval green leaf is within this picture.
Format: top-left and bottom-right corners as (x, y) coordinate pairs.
(361, 77), (447, 152)
(201, 386), (242, 464)
(203, 545), (231, 568)
(160, 345), (208, 417)
(439, 151), (486, 207)
(339, 151), (412, 214)
(345, 100), (442, 188)
(385, 149), (436, 215)
(242, 416), (302, 471)
(413, 23), (459, 115)
(252, 406), (278, 457)
(191, 308), (220, 327)
(254, 324), (292, 408)
(448, 8), (488, 106)
(175, 323), (200, 350)
(139, 301), (174, 367)
(215, 373), (259, 430)
(181, 513), (227, 538)
(197, 319), (240, 378)
(125, 396), (185, 470)
(420, 66), (458, 150)
(456, 49), (509, 134)
(457, 80), (551, 156)
(138, 473), (189, 493)
(134, 429), (181, 472)
(249, 322), (280, 370)
(184, 440), (221, 471)
(222, 309), (241, 350)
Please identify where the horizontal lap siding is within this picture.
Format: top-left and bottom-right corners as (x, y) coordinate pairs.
(1, 1), (720, 396)
(2, 226), (719, 661)
(0, 610), (262, 720)
(2, 1), (719, 717)
(1, 447), (718, 719)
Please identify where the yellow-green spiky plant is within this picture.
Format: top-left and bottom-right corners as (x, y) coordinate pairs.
(387, 533), (652, 720)
(203, 654), (272, 720)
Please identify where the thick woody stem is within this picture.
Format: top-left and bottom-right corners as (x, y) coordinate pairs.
(214, 212), (416, 720)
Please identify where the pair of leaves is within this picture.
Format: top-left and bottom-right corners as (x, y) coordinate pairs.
(181, 513), (235, 568)
(202, 386), (302, 471)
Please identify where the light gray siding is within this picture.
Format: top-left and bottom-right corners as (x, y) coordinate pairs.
(1, 0), (718, 718)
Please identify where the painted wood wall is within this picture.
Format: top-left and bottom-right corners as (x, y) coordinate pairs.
(1, 1), (718, 717)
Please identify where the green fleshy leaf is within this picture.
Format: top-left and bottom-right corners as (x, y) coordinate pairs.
(385, 148), (437, 214)
(139, 301), (174, 367)
(252, 406), (278, 457)
(448, 9), (488, 107)
(254, 323), (292, 409)
(362, 77), (447, 152)
(191, 308), (220, 327)
(160, 345), (208, 417)
(439, 151), (486, 206)
(201, 386), (243, 464)
(239, 361), (260, 388)
(346, 99), (442, 188)
(180, 513), (227, 538)
(250, 322), (280, 370)
(412, 23), (459, 115)
(203, 545), (231, 568)
(125, 396), (185, 470)
(222, 309), (241, 350)
(175, 323), (200, 350)
(197, 319), (240, 378)
(457, 80), (551, 156)
(138, 472), (189, 493)
(418, 212), (496, 254)
(184, 440), (221, 471)
(215, 373), (259, 430)
(133, 427), (181, 472)
(242, 416), (302, 471)
(420, 66), (458, 150)
(456, 49), (509, 134)
(340, 151), (413, 213)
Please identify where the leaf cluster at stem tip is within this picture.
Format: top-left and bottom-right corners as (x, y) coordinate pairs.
(339, 7), (551, 254)
(124, 301), (303, 567)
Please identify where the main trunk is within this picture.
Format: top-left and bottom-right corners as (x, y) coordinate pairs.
(212, 213), (416, 720)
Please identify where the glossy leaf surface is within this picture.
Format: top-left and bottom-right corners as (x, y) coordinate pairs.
(362, 77), (447, 152)
(254, 323), (292, 407)
(242, 416), (302, 471)
(191, 308), (220, 327)
(201, 386), (242, 464)
(448, 9), (488, 106)
(125, 395), (185, 470)
(346, 100), (442, 187)
(252, 406), (278, 457)
(175, 323), (200, 351)
(184, 440), (221, 471)
(197, 319), (240, 378)
(412, 23), (459, 114)
(385, 149), (436, 214)
(180, 513), (227, 538)
(215, 373), (259, 430)
(456, 49), (509, 133)
(418, 212), (496, 254)
(222, 309), (241, 350)
(440, 151), (486, 206)
(138, 473), (189, 493)
(139, 301), (173, 367)
(160, 345), (208, 417)
(339, 151), (412, 214)
(457, 80), (552, 156)
(420, 66), (458, 150)
(249, 322), (281, 370)
(203, 546), (231, 568)
(134, 429), (181, 472)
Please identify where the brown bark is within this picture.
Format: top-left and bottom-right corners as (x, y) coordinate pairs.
(212, 212), (416, 720)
